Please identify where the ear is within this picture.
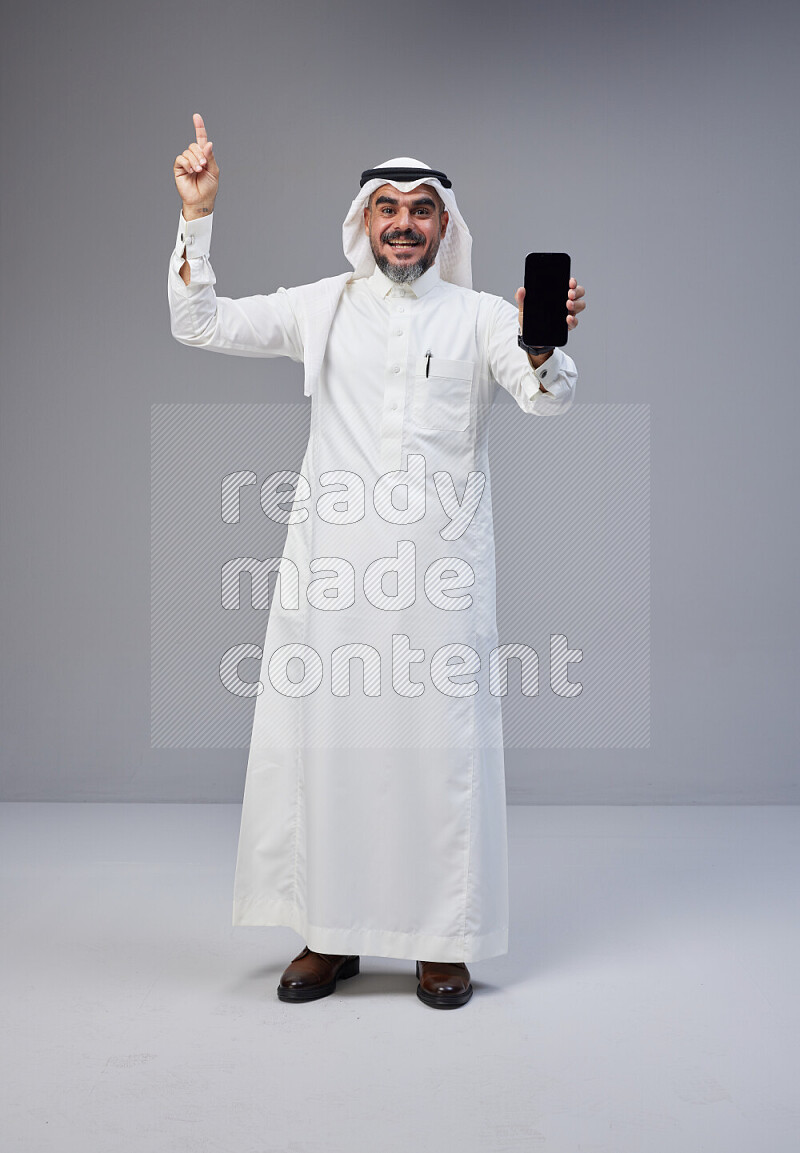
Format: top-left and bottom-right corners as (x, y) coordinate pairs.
(363, 203), (371, 235)
(440, 209), (449, 238)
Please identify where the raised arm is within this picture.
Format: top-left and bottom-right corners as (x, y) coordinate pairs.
(168, 113), (303, 363)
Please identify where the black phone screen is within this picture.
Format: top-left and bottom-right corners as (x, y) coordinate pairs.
(522, 252), (571, 348)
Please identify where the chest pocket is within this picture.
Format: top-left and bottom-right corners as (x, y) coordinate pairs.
(412, 356), (475, 432)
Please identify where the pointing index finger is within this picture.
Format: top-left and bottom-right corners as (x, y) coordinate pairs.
(193, 113), (208, 147)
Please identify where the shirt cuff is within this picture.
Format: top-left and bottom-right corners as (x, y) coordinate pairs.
(174, 211), (214, 260)
(526, 346), (570, 399)
(171, 212), (216, 288)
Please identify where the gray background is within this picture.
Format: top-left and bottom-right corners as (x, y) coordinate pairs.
(1, 0), (797, 802)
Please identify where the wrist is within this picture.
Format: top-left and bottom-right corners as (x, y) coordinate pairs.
(182, 203), (215, 222)
(527, 348), (553, 369)
(517, 333), (554, 369)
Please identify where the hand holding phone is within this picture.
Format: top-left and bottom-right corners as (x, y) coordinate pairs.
(520, 252), (572, 350)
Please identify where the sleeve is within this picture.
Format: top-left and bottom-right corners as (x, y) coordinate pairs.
(168, 212), (304, 363)
(486, 295), (577, 416)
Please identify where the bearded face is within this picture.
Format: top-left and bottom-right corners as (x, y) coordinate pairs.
(364, 184), (448, 283)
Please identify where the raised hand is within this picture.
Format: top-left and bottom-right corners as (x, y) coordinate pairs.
(174, 113), (220, 220)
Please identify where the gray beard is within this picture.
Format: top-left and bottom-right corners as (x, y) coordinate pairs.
(374, 251), (433, 283)
(372, 232), (441, 283)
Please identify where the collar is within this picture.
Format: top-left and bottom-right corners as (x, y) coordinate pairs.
(366, 261), (442, 301)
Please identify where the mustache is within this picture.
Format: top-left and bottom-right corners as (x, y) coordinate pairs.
(381, 228), (426, 245)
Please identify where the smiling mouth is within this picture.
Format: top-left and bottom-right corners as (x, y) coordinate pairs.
(385, 240), (423, 256)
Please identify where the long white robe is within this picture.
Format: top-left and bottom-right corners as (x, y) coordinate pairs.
(168, 212), (577, 961)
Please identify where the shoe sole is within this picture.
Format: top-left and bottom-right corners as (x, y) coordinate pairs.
(415, 960), (473, 1009)
(276, 955), (360, 1003)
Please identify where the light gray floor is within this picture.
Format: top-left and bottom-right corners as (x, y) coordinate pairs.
(1, 802), (798, 1152)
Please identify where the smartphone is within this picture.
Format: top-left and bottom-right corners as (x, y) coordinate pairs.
(522, 252), (571, 348)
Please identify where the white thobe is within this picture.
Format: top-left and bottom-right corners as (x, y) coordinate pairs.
(168, 212), (577, 962)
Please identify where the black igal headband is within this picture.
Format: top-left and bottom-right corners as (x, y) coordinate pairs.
(359, 166), (452, 189)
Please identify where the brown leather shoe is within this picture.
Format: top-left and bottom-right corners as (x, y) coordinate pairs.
(277, 945), (360, 1002)
(415, 959), (473, 1008)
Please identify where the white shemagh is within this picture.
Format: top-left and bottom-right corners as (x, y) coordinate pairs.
(296, 157), (473, 397)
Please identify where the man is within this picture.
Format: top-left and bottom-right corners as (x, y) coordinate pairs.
(169, 113), (585, 1010)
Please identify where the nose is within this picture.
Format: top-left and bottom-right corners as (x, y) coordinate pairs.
(395, 206), (414, 229)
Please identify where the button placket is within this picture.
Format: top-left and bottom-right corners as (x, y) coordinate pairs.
(381, 299), (411, 471)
